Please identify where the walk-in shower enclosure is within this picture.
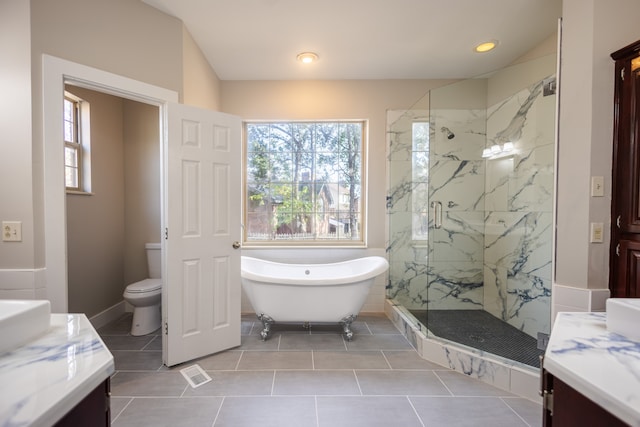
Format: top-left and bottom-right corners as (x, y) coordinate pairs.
(386, 53), (557, 367)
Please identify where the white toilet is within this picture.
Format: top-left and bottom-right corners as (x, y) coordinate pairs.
(123, 243), (162, 336)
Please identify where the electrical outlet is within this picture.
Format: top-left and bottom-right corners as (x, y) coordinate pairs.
(2, 221), (22, 242)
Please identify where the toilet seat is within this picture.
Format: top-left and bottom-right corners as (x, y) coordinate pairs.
(126, 278), (162, 293)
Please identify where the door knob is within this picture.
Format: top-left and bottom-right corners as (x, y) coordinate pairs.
(232, 241), (241, 249)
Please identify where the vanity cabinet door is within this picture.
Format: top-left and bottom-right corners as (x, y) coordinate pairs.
(617, 239), (640, 297)
(54, 378), (110, 427)
(542, 369), (628, 427)
(552, 377), (628, 426)
(611, 39), (640, 298)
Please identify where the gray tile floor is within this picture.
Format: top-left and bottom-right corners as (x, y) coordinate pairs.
(100, 313), (542, 427)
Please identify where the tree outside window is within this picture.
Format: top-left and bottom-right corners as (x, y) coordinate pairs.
(244, 121), (366, 245)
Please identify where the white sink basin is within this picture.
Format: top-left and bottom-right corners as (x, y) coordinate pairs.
(0, 300), (51, 355)
(606, 298), (640, 341)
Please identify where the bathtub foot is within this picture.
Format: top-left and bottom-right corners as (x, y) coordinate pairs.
(257, 313), (274, 341)
(340, 315), (358, 341)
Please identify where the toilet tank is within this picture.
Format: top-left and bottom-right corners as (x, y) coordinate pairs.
(145, 243), (162, 279)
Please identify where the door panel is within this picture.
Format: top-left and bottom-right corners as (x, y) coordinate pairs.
(213, 162), (230, 235)
(611, 41), (640, 297)
(164, 103), (241, 366)
(617, 240), (640, 298)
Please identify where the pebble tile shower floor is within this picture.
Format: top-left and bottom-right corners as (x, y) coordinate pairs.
(99, 313), (542, 427)
(410, 309), (546, 368)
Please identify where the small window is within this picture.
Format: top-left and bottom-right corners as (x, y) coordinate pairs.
(244, 121), (366, 246)
(64, 92), (91, 193)
(412, 121), (429, 241)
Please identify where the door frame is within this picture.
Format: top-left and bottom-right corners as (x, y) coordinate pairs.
(42, 55), (178, 313)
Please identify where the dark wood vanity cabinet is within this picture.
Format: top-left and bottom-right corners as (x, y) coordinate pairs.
(541, 368), (629, 426)
(610, 39), (640, 298)
(54, 378), (110, 427)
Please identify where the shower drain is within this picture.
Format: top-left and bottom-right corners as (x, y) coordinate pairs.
(468, 334), (485, 342)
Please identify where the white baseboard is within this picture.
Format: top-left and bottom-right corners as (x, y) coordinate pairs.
(0, 268), (47, 290)
(89, 300), (126, 329)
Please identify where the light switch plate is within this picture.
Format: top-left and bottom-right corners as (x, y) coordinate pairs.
(591, 176), (605, 197)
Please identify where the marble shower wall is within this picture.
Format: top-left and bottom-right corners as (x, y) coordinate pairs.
(387, 109), (431, 310)
(425, 106), (487, 310)
(387, 103), (487, 312)
(483, 78), (555, 337)
(387, 69), (555, 339)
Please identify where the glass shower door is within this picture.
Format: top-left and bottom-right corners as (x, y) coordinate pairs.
(386, 107), (431, 326)
(424, 60), (556, 367)
(387, 53), (556, 368)
(423, 80), (488, 347)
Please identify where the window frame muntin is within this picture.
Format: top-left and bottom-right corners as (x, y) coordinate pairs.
(64, 94), (82, 191)
(411, 120), (430, 242)
(242, 119), (368, 248)
(64, 90), (92, 195)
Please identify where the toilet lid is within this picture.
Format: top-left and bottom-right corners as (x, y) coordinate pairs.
(127, 278), (162, 293)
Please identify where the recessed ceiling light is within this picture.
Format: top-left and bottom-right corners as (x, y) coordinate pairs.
(474, 41), (498, 53)
(296, 52), (319, 64)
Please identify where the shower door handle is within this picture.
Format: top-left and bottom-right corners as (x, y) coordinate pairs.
(433, 201), (443, 229)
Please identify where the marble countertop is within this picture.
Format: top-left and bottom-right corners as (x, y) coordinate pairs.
(544, 312), (640, 426)
(0, 313), (114, 427)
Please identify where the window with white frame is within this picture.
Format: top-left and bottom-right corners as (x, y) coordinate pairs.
(412, 121), (429, 241)
(63, 92), (90, 192)
(244, 121), (366, 245)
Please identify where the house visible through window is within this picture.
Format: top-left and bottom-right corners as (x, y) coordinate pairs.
(64, 91), (90, 193)
(244, 121), (366, 245)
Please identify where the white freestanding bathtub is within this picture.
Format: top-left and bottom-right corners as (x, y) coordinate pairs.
(240, 256), (389, 341)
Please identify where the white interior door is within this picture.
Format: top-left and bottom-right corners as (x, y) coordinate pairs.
(163, 103), (242, 366)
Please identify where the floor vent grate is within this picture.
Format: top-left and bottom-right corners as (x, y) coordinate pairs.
(180, 364), (212, 388)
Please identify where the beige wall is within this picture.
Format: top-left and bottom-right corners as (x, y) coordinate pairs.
(28, 0), (178, 269)
(123, 100), (161, 286)
(65, 87), (126, 316)
(183, 27), (222, 111)
(0, 0), (33, 274)
(556, 0), (640, 290)
(512, 33), (558, 66)
(2, 0), (639, 310)
(0, 0), (220, 301)
(222, 80), (457, 313)
(221, 79), (455, 250)
(28, 0), (219, 259)
(65, 88), (161, 317)
(487, 53), (557, 107)
(31, 0), (183, 94)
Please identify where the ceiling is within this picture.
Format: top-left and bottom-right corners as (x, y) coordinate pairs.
(142, 0), (562, 81)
